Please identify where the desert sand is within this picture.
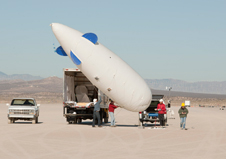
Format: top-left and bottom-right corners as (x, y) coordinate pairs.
(0, 104), (226, 159)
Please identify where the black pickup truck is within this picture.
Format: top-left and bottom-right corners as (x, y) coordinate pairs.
(139, 95), (167, 126)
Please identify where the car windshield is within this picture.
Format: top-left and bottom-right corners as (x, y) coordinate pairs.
(11, 99), (35, 106)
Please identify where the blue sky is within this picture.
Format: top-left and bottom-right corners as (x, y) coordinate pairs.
(0, 0), (225, 82)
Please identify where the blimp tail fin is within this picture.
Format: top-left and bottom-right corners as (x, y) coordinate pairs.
(70, 50), (82, 65)
(55, 46), (67, 56)
(82, 33), (98, 44)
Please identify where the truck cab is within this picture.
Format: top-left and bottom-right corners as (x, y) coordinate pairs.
(63, 68), (109, 124)
(7, 98), (40, 124)
(139, 95), (167, 126)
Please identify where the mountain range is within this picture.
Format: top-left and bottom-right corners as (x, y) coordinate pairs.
(1, 76), (226, 100)
(0, 76), (62, 94)
(1, 71), (226, 95)
(0, 71), (43, 81)
(145, 79), (226, 95)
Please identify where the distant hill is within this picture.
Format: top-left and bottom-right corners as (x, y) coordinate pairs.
(151, 89), (226, 99)
(1, 76), (226, 105)
(145, 79), (226, 95)
(1, 76), (226, 99)
(0, 76), (62, 94)
(0, 71), (7, 76)
(0, 76), (63, 103)
(1, 71), (226, 97)
(0, 71), (43, 81)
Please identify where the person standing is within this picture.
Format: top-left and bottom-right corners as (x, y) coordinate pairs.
(109, 100), (118, 127)
(178, 103), (189, 130)
(92, 96), (102, 128)
(155, 99), (166, 127)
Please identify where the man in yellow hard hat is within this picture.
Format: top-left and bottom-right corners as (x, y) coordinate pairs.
(178, 103), (189, 130)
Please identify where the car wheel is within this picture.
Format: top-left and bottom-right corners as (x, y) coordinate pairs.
(78, 118), (82, 124)
(35, 117), (38, 123)
(74, 118), (78, 124)
(141, 121), (144, 126)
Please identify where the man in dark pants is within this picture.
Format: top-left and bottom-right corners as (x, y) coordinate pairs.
(92, 96), (102, 127)
(155, 99), (166, 128)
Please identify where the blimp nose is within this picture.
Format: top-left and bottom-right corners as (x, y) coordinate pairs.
(50, 23), (66, 32)
(50, 23), (61, 34)
(50, 23), (83, 56)
(50, 23), (66, 34)
(50, 23), (83, 40)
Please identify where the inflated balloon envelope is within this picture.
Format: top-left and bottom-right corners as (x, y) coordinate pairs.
(50, 23), (152, 112)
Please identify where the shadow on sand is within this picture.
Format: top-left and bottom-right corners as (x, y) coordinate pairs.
(67, 121), (151, 128)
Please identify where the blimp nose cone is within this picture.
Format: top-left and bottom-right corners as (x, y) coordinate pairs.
(50, 23), (63, 33)
(50, 23), (83, 56)
(50, 23), (82, 38)
(50, 23), (58, 32)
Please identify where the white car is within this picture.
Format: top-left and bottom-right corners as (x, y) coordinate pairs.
(7, 98), (40, 124)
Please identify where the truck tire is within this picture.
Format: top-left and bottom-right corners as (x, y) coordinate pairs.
(32, 118), (36, 124)
(140, 120), (144, 126)
(78, 118), (82, 124)
(35, 117), (38, 123)
(142, 122), (144, 126)
(74, 118), (78, 124)
(104, 117), (108, 123)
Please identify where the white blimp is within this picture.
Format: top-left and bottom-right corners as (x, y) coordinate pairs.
(50, 23), (152, 112)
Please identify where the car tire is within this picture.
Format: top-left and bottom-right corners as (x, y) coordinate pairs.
(78, 118), (82, 124)
(141, 121), (144, 126)
(74, 118), (78, 124)
(35, 117), (38, 123)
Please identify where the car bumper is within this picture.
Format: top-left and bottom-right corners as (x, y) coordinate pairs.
(8, 114), (36, 119)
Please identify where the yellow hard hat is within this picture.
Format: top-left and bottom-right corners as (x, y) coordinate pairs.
(181, 103), (185, 107)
